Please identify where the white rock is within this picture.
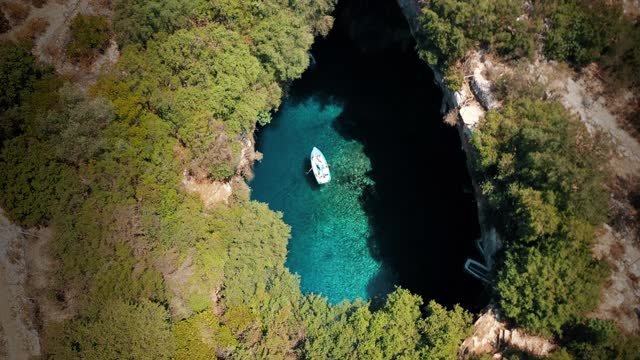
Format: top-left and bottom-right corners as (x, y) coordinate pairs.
(471, 69), (497, 110)
(459, 103), (485, 129)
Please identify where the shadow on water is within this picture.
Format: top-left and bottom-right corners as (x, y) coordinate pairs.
(285, 0), (488, 310)
(301, 157), (322, 190)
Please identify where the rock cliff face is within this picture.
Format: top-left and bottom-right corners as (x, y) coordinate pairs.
(396, 0), (498, 258)
(397, 0), (466, 112)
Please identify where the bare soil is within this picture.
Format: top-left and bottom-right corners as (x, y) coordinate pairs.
(0, 0), (118, 90)
(0, 210), (41, 359)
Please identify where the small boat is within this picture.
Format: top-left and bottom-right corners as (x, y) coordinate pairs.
(310, 147), (331, 184)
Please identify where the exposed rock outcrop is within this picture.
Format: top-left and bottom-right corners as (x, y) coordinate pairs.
(471, 65), (498, 110)
(459, 309), (556, 358)
(0, 210), (41, 359)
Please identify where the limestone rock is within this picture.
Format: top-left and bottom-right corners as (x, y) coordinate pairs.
(471, 68), (497, 110)
(459, 102), (485, 130)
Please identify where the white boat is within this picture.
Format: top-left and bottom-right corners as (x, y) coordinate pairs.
(310, 147), (331, 184)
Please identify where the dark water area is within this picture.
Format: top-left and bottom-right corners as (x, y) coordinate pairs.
(252, 0), (486, 310)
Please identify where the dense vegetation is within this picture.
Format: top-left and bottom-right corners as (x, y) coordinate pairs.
(1, 0), (638, 357)
(471, 98), (610, 336)
(416, 0), (640, 357)
(67, 14), (111, 61)
(418, 0), (640, 90)
(1, 1), (475, 358)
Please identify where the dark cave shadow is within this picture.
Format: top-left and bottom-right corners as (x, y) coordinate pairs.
(276, 0), (489, 310)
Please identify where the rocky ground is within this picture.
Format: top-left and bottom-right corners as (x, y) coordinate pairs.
(0, 210), (41, 360)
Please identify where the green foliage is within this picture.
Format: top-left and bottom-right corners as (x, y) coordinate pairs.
(417, 0), (639, 89)
(48, 300), (174, 359)
(539, 0), (638, 85)
(600, 19), (640, 88)
(443, 65), (464, 92)
(0, 136), (82, 226)
(95, 23), (279, 180)
(543, 1), (621, 66)
(496, 241), (607, 336)
(472, 99), (609, 237)
(67, 15), (110, 60)
(559, 318), (640, 359)
(0, 41), (45, 112)
(472, 99), (611, 335)
(492, 72), (546, 103)
(215, 201), (291, 307)
(249, 9), (313, 82)
(300, 289), (472, 359)
(174, 310), (237, 359)
(418, 0), (537, 71)
(421, 300), (473, 359)
(36, 84), (114, 165)
(113, 0), (194, 47)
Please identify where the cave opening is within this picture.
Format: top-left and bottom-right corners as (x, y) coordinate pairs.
(251, 0), (486, 310)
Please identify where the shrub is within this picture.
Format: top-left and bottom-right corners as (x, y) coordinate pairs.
(419, 0), (537, 90)
(0, 41), (43, 112)
(31, 0), (47, 8)
(49, 300), (175, 359)
(112, 0), (192, 47)
(2, 2), (30, 26)
(443, 65), (464, 91)
(67, 14), (110, 61)
(600, 20), (640, 88)
(496, 241), (607, 336)
(16, 16), (49, 42)
(560, 318), (640, 359)
(492, 73), (546, 103)
(472, 99), (610, 236)
(0, 11), (10, 33)
(544, 1), (622, 67)
(472, 98), (612, 335)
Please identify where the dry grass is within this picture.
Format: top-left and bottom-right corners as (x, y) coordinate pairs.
(1, 1), (30, 26)
(15, 15), (48, 41)
(443, 108), (458, 127)
(43, 39), (60, 58)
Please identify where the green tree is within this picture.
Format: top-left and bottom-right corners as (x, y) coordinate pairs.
(67, 15), (110, 60)
(174, 310), (237, 359)
(421, 301), (473, 359)
(0, 137), (82, 226)
(496, 239), (607, 336)
(544, 1), (622, 66)
(249, 9), (313, 82)
(560, 318), (640, 359)
(49, 300), (174, 360)
(0, 41), (45, 112)
(112, 0), (195, 47)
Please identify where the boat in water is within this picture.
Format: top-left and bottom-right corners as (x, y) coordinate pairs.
(310, 147), (331, 184)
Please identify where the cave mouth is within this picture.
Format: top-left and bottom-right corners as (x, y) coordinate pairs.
(251, 0), (486, 310)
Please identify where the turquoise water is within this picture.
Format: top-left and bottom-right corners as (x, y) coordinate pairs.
(250, 0), (485, 309)
(250, 98), (393, 303)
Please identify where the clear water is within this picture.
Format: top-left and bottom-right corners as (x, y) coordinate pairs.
(250, 98), (394, 303)
(251, 0), (486, 308)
